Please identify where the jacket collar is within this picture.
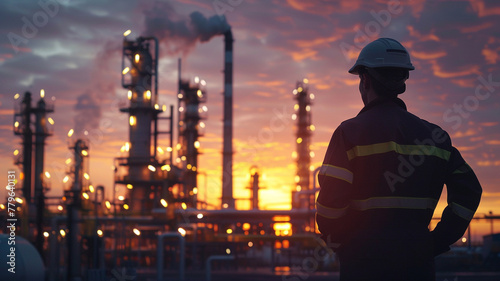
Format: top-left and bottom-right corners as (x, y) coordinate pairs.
(358, 96), (407, 115)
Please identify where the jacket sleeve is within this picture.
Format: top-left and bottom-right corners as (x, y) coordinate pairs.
(316, 126), (354, 249)
(431, 146), (482, 256)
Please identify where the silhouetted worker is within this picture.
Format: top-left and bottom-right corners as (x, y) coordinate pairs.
(316, 38), (482, 281)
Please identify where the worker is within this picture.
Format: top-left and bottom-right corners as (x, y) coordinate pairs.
(316, 38), (482, 281)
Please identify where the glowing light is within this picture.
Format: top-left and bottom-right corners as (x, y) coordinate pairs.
(292, 89), (298, 95)
(193, 141), (201, 149)
(181, 156), (186, 161)
(309, 165), (315, 171)
(294, 104), (299, 111)
(192, 187), (198, 195)
(187, 164), (192, 170)
(179, 106), (184, 112)
(40, 89), (45, 98)
(309, 151), (315, 158)
(291, 114), (297, 120)
(296, 137), (303, 144)
(65, 158), (71, 165)
(298, 87), (303, 92)
(303, 78), (309, 84)
(123, 204), (129, 210)
(14, 121), (19, 128)
(226, 228), (233, 234)
(154, 104), (159, 110)
(148, 165), (156, 172)
(226, 248), (231, 254)
(462, 237), (467, 243)
(133, 228), (141, 236)
(129, 116), (136, 126)
(273, 222), (292, 236)
(82, 192), (89, 200)
(105, 201), (111, 209)
(197, 90), (203, 98)
(122, 67), (130, 75)
(145, 90), (151, 100)
(178, 228), (186, 236)
(197, 213), (203, 219)
(162, 105), (167, 111)
(13, 149), (19, 156)
(202, 105), (208, 112)
(200, 80), (206, 86)
(84, 173), (90, 180)
(82, 150), (88, 156)
(243, 223), (251, 231)
(181, 202), (187, 210)
(45, 171), (51, 178)
(118, 195), (125, 201)
(43, 232), (49, 238)
(194, 76), (200, 83)
(199, 122), (206, 128)
(14, 93), (20, 99)
(178, 93), (183, 99)
(160, 199), (168, 208)
(15, 197), (23, 204)
(48, 117), (54, 125)
(192, 166), (197, 171)
(294, 175), (300, 183)
(309, 124), (315, 131)
(57, 205), (63, 211)
(296, 185), (301, 192)
(97, 229), (103, 237)
(127, 90), (132, 100)
(0, 204), (5, 210)
(310, 93), (315, 100)
(68, 129), (74, 137)
(63, 176), (69, 183)
(89, 185), (95, 193)
(161, 165), (171, 171)
(134, 54), (140, 63)
(123, 29), (131, 36)
(166, 147), (173, 152)
(60, 229), (66, 237)
(127, 184), (133, 189)
(222, 203), (229, 209)
(248, 241), (253, 247)
(306, 105), (311, 112)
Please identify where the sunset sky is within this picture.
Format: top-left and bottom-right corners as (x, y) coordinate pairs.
(1, 0), (499, 229)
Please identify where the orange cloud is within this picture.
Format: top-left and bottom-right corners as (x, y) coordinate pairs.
(245, 80), (286, 87)
(482, 46), (499, 64)
(480, 122), (498, 127)
(412, 51), (446, 60)
(450, 78), (476, 88)
(460, 22), (493, 33)
(430, 61), (480, 78)
(407, 26), (440, 42)
(477, 160), (500, 166)
(286, 0), (360, 16)
(485, 140), (500, 145)
(469, 0), (500, 17)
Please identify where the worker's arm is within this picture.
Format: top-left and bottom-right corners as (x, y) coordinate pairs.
(316, 127), (353, 250)
(431, 146), (482, 256)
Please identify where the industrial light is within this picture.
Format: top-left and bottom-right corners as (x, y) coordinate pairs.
(309, 124), (316, 131)
(123, 29), (131, 36)
(166, 147), (173, 152)
(226, 229), (233, 234)
(89, 185), (95, 193)
(157, 147), (164, 154)
(294, 175), (300, 183)
(179, 106), (184, 112)
(133, 228), (140, 236)
(40, 89), (45, 98)
(154, 104), (159, 110)
(303, 78), (309, 84)
(226, 248), (231, 254)
(127, 184), (133, 189)
(181, 202), (187, 210)
(309, 165), (315, 171)
(15, 198), (23, 204)
(192, 187), (198, 195)
(122, 67), (130, 75)
(14, 93), (20, 99)
(45, 171), (51, 178)
(14, 121), (19, 128)
(60, 229), (66, 237)
(127, 90), (132, 100)
(81, 150), (88, 156)
(291, 114), (297, 120)
(43, 232), (49, 238)
(306, 105), (311, 112)
(162, 105), (167, 112)
(118, 195), (125, 201)
(194, 76), (200, 83)
(145, 90), (151, 100)
(161, 165), (171, 171)
(309, 93), (315, 100)
(160, 199), (168, 208)
(200, 80), (206, 86)
(105, 201), (111, 209)
(97, 229), (103, 237)
(296, 137), (303, 144)
(296, 185), (301, 192)
(181, 156), (186, 161)
(187, 164), (192, 170)
(197, 90), (202, 97)
(65, 158), (71, 165)
(48, 117), (54, 125)
(148, 165), (156, 172)
(13, 149), (19, 156)
(0, 204), (5, 210)
(248, 241), (253, 247)
(67, 129), (74, 137)
(63, 176), (69, 183)
(222, 203), (228, 209)
(202, 105), (208, 112)
(123, 204), (129, 210)
(57, 205), (63, 211)
(177, 93), (183, 99)
(84, 173), (90, 180)
(178, 228), (186, 237)
(82, 192), (89, 200)
(197, 213), (203, 219)
(298, 87), (303, 92)
(134, 54), (140, 63)
(309, 151), (315, 158)
(129, 116), (136, 126)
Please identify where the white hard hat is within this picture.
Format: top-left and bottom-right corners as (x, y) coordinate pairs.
(348, 38), (415, 74)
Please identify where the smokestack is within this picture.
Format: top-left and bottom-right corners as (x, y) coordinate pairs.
(221, 29), (234, 209)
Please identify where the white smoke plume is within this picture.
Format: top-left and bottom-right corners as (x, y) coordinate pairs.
(143, 2), (230, 55)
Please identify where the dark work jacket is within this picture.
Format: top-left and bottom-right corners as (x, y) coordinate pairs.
(315, 97), (482, 281)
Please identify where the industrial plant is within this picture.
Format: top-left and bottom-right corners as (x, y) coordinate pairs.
(1, 17), (499, 281)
